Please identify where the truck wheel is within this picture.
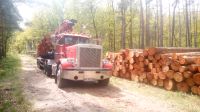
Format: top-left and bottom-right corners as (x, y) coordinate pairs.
(37, 60), (42, 69)
(98, 78), (110, 86)
(56, 65), (65, 88)
(45, 65), (52, 77)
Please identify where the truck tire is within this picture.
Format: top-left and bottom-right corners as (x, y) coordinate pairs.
(44, 65), (52, 77)
(98, 78), (110, 86)
(37, 60), (43, 69)
(56, 65), (65, 88)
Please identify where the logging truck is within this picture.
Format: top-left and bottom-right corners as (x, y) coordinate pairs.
(36, 19), (112, 88)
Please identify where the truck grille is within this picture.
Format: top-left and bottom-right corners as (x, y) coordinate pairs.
(79, 47), (101, 68)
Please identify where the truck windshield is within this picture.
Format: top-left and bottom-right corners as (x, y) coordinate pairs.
(57, 36), (98, 45)
(63, 36), (92, 45)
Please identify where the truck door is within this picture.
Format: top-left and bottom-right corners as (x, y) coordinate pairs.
(55, 37), (65, 63)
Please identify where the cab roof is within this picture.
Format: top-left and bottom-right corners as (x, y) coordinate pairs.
(57, 32), (91, 38)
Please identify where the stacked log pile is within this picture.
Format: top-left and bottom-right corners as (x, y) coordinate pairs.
(37, 36), (53, 57)
(106, 47), (200, 96)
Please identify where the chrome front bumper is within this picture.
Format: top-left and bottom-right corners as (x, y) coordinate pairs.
(61, 69), (111, 81)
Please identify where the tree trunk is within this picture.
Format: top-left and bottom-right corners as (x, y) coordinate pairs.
(194, 3), (198, 47)
(121, 9), (126, 49)
(90, 5), (98, 40)
(145, 0), (150, 47)
(111, 0), (116, 51)
(178, 5), (182, 47)
(140, 0), (145, 48)
(129, 0), (133, 48)
(168, 2), (172, 47)
(159, 0), (163, 47)
(156, 0), (159, 47)
(172, 0), (178, 47)
(185, 0), (190, 47)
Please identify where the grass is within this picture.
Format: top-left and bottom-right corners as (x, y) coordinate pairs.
(111, 77), (200, 112)
(0, 54), (31, 112)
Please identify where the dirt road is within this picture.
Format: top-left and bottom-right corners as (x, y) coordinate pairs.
(20, 55), (177, 112)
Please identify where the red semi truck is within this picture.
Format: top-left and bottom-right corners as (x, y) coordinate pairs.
(37, 19), (112, 88)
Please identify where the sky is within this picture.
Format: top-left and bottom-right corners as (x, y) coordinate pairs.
(15, 0), (198, 28)
(15, 0), (54, 28)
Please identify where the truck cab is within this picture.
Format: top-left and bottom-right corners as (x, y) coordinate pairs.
(51, 33), (112, 88)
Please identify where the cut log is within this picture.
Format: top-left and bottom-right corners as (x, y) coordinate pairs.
(139, 55), (144, 62)
(174, 52), (200, 56)
(112, 71), (119, 77)
(191, 86), (198, 94)
(148, 63), (153, 70)
(153, 73), (159, 79)
(193, 73), (200, 85)
(176, 82), (189, 93)
(135, 51), (143, 57)
(160, 54), (168, 60)
(198, 66), (200, 72)
(196, 58), (200, 65)
(149, 47), (200, 54)
(179, 66), (188, 73)
(154, 54), (161, 60)
(148, 48), (156, 56)
(155, 63), (160, 68)
(198, 86), (200, 96)
(151, 79), (157, 86)
(143, 49), (149, 57)
(156, 68), (161, 73)
(158, 72), (166, 80)
(139, 62), (145, 68)
(148, 55), (154, 61)
(129, 64), (133, 70)
(144, 59), (149, 65)
(110, 48), (200, 95)
(162, 65), (169, 72)
(172, 53), (178, 60)
(143, 78), (148, 84)
(164, 79), (174, 90)
(133, 75), (139, 82)
(186, 78), (195, 87)
(146, 73), (153, 81)
(158, 79), (164, 87)
(128, 50), (135, 58)
(183, 71), (192, 78)
(178, 56), (198, 65)
(139, 75), (144, 82)
(166, 70), (174, 79)
(129, 58), (134, 64)
(133, 63), (140, 69)
(152, 59), (157, 65)
(140, 72), (147, 79)
(171, 61), (180, 72)
(151, 68), (157, 74)
(173, 72), (184, 82)
(188, 64), (199, 72)
(125, 72), (131, 79)
(140, 67), (145, 72)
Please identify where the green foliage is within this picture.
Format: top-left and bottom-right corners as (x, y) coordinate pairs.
(10, 0), (65, 53)
(0, 0), (22, 58)
(11, 0), (200, 53)
(0, 54), (31, 112)
(0, 54), (20, 80)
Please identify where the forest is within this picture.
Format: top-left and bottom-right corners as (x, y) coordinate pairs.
(0, 0), (21, 58)
(1, 0), (200, 56)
